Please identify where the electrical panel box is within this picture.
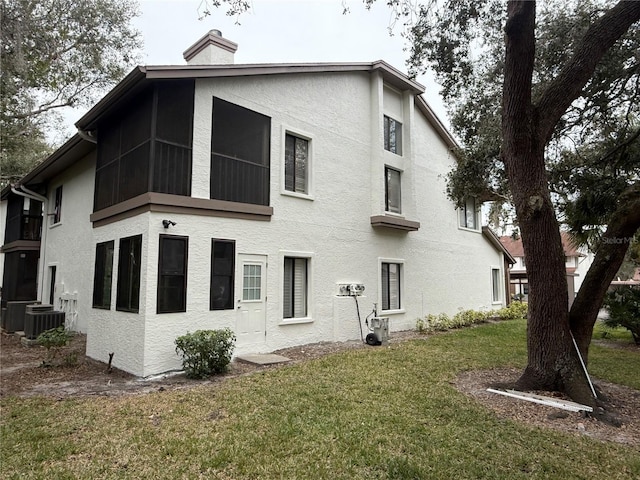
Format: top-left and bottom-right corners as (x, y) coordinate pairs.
(337, 283), (365, 296)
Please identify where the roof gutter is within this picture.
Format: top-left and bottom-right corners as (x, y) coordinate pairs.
(77, 128), (97, 144)
(11, 185), (47, 203)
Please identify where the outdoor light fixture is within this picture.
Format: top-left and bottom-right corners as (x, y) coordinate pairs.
(162, 219), (176, 229)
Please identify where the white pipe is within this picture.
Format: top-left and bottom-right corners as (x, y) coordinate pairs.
(571, 332), (598, 399)
(487, 388), (593, 413)
(15, 185), (47, 203)
(77, 128), (97, 144)
(11, 185), (45, 203)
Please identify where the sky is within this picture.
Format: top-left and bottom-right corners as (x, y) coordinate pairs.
(59, 0), (450, 139)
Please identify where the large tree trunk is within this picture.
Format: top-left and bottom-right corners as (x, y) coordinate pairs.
(501, 1), (640, 408)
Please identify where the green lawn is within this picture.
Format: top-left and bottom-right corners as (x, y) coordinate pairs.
(2, 319), (639, 479)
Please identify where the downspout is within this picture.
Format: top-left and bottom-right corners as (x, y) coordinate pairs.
(11, 185), (49, 302)
(77, 128), (97, 144)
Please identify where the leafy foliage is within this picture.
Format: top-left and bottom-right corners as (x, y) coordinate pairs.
(603, 287), (640, 345)
(175, 329), (236, 379)
(37, 326), (74, 365)
(416, 301), (528, 333)
(406, 0), (640, 241)
(0, 0), (141, 186)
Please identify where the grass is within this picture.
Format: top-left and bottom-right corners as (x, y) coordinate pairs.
(1, 319), (639, 479)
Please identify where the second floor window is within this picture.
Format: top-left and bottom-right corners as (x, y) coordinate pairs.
(52, 186), (62, 224)
(384, 115), (402, 155)
(459, 197), (479, 230)
(284, 133), (309, 194)
(385, 167), (402, 214)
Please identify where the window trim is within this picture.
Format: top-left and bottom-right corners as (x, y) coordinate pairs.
(383, 115), (403, 156)
(491, 266), (502, 304)
(384, 166), (402, 214)
(92, 241), (115, 310)
(379, 257), (405, 314)
(280, 250), (314, 325)
(51, 185), (63, 226)
(210, 239), (236, 310)
(458, 196), (480, 232)
(281, 126), (314, 200)
(157, 234), (189, 314)
(116, 234), (143, 313)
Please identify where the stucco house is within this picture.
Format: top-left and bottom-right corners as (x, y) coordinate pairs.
(500, 231), (594, 305)
(1, 31), (513, 377)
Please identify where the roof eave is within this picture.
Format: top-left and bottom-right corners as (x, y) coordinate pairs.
(75, 66), (147, 131)
(483, 226), (517, 264)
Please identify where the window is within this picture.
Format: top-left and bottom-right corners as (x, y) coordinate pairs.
(243, 264), (262, 301)
(381, 262), (401, 311)
(93, 241), (114, 309)
(157, 235), (188, 313)
(491, 268), (501, 303)
(49, 266), (57, 307)
(283, 257), (308, 319)
(284, 133), (309, 194)
(116, 235), (142, 313)
(52, 186), (63, 224)
(211, 97), (271, 205)
(211, 240), (235, 310)
(383, 115), (402, 155)
(459, 197), (478, 230)
(385, 166), (402, 214)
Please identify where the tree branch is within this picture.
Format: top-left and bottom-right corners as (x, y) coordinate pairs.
(569, 181), (640, 358)
(536, 0), (640, 144)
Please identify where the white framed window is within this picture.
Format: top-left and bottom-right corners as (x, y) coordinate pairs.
(458, 196), (479, 230)
(491, 267), (501, 304)
(50, 185), (63, 226)
(385, 166), (402, 214)
(281, 251), (314, 323)
(383, 115), (402, 155)
(380, 258), (404, 313)
(282, 127), (313, 199)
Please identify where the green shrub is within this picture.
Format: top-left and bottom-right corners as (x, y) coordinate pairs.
(175, 328), (236, 379)
(603, 286), (640, 345)
(37, 326), (74, 365)
(496, 301), (528, 321)
(416, 302), (528, 334)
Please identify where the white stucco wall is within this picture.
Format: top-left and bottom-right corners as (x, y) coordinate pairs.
(41, 153), (96, 333)
(57, 69), (510, 377)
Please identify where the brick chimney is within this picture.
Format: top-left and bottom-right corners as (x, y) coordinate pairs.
(183, 30), (237, 65)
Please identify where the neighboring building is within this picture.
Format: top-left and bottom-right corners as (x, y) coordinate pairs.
(500, 231), (594, 305)
(2, 31), (513, 377)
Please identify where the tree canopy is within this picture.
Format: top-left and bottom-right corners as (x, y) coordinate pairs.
(0, 0), (142, 187)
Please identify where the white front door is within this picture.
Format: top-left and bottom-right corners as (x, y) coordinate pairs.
(236, 254), (267, 347)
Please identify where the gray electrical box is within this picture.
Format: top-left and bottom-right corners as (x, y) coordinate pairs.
(371, 317), (389, 345)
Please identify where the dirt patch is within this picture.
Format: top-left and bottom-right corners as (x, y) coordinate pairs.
(455, 368), (640, 447)
(2, 330), (639, 447)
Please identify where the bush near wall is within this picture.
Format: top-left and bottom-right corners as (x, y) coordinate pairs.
(603, 286), (640, 345)
(416, 302), (528, 334)
(175, 328), (236, 379)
